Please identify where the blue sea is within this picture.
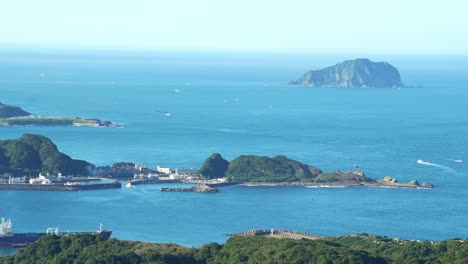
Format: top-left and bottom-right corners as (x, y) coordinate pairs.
(0, 50), (467, 255)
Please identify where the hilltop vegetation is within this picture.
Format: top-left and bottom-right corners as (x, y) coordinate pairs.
(0, 134), (90, 176)
(290, 58), (405, 88)
(2, 234), (467, 264)
(198, 153), (230, 179)
(0, 102), (31, 118)
(226, 155), (322, 182)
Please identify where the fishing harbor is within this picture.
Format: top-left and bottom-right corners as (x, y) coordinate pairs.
(0, 174), (121, 191)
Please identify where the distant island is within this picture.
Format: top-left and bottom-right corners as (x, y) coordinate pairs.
(0, 102), (120, 127)
(0, 134), (91, 176)
(290, 58), (405, 88)
(198, 153), (433, 188)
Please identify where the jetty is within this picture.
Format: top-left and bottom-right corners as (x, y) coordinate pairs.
(225, 229), (324, 240)
(0, 179), (121, 191)
(160, 184), (217, 193)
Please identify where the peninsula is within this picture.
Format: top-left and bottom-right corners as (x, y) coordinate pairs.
(290, 58), (405, 88)
(197, 153), (433, 188)
(0, 102), (120, 127)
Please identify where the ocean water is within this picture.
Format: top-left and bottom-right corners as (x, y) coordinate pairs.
(0, 51), (467, 255)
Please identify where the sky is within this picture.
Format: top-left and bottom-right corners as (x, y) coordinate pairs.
(0, 0), (467, 54)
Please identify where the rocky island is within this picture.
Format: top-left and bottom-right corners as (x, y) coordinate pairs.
(0, 102), (120, 127)
(290, 58), (405, 88)
(197, 153), (433, 189)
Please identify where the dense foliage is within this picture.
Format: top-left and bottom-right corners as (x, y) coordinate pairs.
(331, 234), (468, 264)
(3, 234), (466, 264)
(314, 171), (369, 183)
(6, 119), (73, 126)
(112, 162), (135, 168)
(226, 155), (322, 182)
(198, 153), (230, 179)
(0, 103), (31, 118)
(0, 134), (91, 176)
(0, 235), (381, 264)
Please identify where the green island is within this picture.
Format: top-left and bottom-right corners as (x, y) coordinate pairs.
(0, 134), (90, 176)
(0, 102), (120, 127)
(289, 58), (405, 88)
(1, 233), (467, 264)
(198, 153), (433, 188)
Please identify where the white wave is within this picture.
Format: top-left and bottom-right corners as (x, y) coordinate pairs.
(417, 160), (456, 172)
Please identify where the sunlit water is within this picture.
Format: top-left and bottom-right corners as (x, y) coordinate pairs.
(0, 51), (467, 255)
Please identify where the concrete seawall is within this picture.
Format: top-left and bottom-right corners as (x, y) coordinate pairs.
(0, 182), (121, 191)
(225, 229), (324, 240)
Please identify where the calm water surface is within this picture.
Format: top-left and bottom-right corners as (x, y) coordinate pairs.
(0, 51), (467, 255)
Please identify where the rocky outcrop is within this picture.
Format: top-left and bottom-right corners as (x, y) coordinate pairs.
(421, 182), (434, 188)
(290, 58), (405, 88)
(160, 184), (218, 193)
(408, 180), (420, 186)
(383, 176), (398, 183)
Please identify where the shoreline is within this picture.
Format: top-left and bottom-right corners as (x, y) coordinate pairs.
(0, 116), (122, 128)
(241, 181), (429, 189)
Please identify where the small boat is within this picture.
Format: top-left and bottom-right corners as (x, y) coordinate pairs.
(454, 160), (464, 163)
(164, 112), (171, 116)
(125, 181), (132, 188)
(353, 164), (360, 168)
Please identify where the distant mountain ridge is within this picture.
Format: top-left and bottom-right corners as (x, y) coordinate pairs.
(290, 58), (405, 88)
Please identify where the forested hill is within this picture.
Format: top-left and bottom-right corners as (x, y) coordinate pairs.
(0, 102), (31, 118)
(0, 134), (91, 176)
(1, 234), (467, 264)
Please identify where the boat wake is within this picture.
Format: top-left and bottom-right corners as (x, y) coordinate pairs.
(417, 160), (456, 172)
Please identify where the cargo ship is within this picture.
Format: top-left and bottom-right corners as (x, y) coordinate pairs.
(0, 218), (112, 247)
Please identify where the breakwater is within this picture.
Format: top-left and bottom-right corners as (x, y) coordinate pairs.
(160, 184), (217, 193)
(225, 229), (324, 240)
(0, 182), (121, 191)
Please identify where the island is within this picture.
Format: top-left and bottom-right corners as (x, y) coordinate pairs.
(197, 153), (433, 188)
(0, 102), (120, 127)
(2, 232), (467, 263)
(289, 58), (405, 88)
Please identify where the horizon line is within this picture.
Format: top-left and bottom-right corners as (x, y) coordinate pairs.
(1, 44), (468, 57)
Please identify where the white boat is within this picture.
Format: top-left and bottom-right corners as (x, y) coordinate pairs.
(454, 159), (464, 163)
(125, 181), (132, 188)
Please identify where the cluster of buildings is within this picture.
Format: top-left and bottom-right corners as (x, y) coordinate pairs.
(93, 162), (199, 180)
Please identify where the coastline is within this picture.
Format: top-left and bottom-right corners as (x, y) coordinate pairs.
(241, 181), (429, 189)
(0, 116), (121, 127)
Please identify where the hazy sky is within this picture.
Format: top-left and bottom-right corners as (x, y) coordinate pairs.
(1, 0), (467, 54)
